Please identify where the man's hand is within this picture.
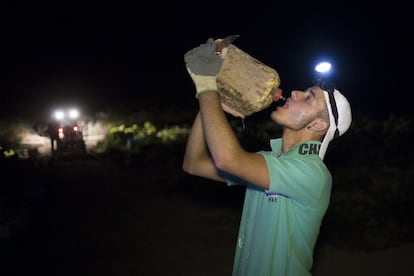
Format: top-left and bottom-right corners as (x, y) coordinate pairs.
(184, 38), (224, 98)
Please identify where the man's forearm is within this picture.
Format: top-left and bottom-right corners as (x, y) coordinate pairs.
(198, 92), (243, 170)
(183, 112), (207, 169)
(183, 111), (224, 181)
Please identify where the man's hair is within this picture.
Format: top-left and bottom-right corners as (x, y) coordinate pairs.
(319, 108), (330, 126)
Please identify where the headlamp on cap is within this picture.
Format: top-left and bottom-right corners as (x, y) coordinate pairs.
(313, 61), (339, 137)
(314, 61), (334, 93)
(312, 61), (352, 159)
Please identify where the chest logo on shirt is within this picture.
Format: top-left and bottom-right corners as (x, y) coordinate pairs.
(298, 143), (320, 155)
(265, 191), (279, 202)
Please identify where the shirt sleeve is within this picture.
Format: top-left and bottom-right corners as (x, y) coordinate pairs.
(259, 152), (332, 205)
(220, 170), (251, 187)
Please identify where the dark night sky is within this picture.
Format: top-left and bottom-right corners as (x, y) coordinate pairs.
(0, 1), (410, 121)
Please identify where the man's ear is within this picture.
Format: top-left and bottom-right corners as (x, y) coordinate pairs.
(307, 119), (329, 133)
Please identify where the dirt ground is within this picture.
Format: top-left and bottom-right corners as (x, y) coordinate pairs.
(1, 152), (413, 276)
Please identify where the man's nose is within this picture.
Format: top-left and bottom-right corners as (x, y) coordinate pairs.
(290, 91), (300, 100)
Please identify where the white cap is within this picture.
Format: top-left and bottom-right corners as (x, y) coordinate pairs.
(319, 89), (352, 159)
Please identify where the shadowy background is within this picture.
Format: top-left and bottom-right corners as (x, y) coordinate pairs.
(0, 0), (411, 119)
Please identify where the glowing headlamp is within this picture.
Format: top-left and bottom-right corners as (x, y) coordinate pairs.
(314, 61), (335, 93)
(314, 61), (339, 137)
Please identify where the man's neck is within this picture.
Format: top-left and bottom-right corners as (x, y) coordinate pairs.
(281, 128), (321, 153)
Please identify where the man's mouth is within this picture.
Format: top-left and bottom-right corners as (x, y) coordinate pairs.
(281, 99), (289, 108)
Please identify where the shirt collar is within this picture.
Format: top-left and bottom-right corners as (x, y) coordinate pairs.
(270, 138), (322, 157)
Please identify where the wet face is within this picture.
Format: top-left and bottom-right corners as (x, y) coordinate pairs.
(271, 86), (327, 130)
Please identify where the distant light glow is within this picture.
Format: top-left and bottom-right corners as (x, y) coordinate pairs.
(69, 109), (79, 119)
(53, 108), (80, 121)
(54, 110), (65, 120)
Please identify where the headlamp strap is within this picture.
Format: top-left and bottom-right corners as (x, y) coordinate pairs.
(327, 90), (340, 139)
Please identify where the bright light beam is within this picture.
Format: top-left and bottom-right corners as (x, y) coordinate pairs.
(315, 62), (332, 74)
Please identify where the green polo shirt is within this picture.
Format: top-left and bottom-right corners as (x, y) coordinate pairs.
(227, 138), (332, 276)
